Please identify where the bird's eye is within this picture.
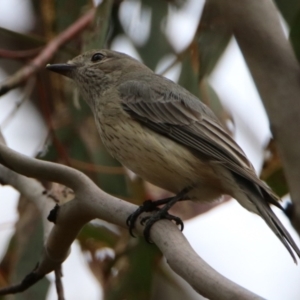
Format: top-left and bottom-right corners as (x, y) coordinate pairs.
(91, 53), (104, 62)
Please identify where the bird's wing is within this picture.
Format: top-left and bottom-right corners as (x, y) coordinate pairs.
(118, 76), (280, 206)
(118, 76), (300, 262)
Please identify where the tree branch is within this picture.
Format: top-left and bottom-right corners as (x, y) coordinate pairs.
(54, 266), (65, 300)
(0, 142), (263, 299)
(0, 47), (42, 59)
(0, 9), (95, 96)
(209, 0), (300, 234)
(0, 132), (55, 237)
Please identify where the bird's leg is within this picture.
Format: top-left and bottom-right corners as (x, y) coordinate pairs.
(141, 188), (190, 242)
(126, 196), (180, 237)
(126, 188), (190, 240)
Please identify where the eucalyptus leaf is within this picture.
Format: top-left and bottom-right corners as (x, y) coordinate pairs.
(196, 0), (231, 80)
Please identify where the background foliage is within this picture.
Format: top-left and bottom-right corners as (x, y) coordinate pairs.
(0, 0), (299, 299)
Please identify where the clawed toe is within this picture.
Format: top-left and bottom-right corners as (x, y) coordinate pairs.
(127, 207), (184, 242)
(126, 200), (158, 237)
(142, 211), (184, 243)
(126, 190), (188, 242)
(164, 213), (184, 231)
(140, 216), (150, 226)
(126, 214), (137, 237)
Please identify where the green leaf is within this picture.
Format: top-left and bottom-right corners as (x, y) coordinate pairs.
(290, 10), (300, 62)
(106, 239), (161, 300)
(199, 77), (233, 129)
(196, 1), (231, 80)
(78, 223), (119, 248)
(136, 0), (173, 69)
(178, 54), (200, 98)
(54, 0), (88, 32)
(14, 219), (50, 300)
(260, 140), (289, 197)
(274, 0), (300, 26)
(0, 27), (45, 47)
(263, 168), (288, 197)
(177, 54), (232, 131)
(0, 196), (50, 300)
(83, 0), (114, 50)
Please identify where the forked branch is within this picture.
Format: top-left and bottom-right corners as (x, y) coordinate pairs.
(0, 142), (262, 299)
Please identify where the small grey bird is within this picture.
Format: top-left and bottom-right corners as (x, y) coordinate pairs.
(47, 49), (300, 262)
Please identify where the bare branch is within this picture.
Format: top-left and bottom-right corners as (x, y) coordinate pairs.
(0, 133), (55, 238)
(0, 270), (43, 296)
(55, 266), (65, 300)
(0, 141), (91, 193)
(0, 9), (95, 96)
(0, 142), (263, 299)
(1, 76), (36, 128)
(209, 0), (300, 234)
(0, 47), (42, 59)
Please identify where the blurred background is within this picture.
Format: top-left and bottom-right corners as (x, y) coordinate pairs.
(0, 0), (300, 299)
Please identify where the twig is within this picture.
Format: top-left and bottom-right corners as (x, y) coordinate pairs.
(0, 270), (43, 295)
(0, 9), (95, 96)
(158, 54), (182, 77)
(55, 266), (65, 300)
(0, 47), (42, 59)
(1, 77), (36, 129)
(69, 158), (125, 174)
(157, 45), (192, 77)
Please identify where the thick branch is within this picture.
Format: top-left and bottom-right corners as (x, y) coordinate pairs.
(209, 0), (300, 233)
(0, 164), (50, 222)
(0, 142), (90, 193)
(0, 133), (55, 236)
(0, 143), (262, 299)
(0, 9), (95, 96)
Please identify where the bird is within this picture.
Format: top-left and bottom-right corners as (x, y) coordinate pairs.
(46, 49), (300, 262)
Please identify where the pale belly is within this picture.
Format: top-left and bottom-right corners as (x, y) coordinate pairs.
(96, 111), (224, 202)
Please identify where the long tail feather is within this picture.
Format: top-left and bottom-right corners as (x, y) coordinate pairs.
(235, 175), (300, 263)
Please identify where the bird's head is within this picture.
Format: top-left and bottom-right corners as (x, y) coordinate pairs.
(46, 49), (150, 106)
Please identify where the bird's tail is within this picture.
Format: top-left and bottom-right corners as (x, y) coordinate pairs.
(234, 174), (300, 263)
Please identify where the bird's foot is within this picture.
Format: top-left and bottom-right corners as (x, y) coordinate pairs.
(126, 200), (160, 237)
(141, 211), (184, 243)
(127, 188), (189, 240)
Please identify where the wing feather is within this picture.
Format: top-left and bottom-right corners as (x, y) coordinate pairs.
(119, 77), (280, 207)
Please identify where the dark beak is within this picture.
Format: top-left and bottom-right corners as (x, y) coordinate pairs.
(46, 63), (76, 77)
